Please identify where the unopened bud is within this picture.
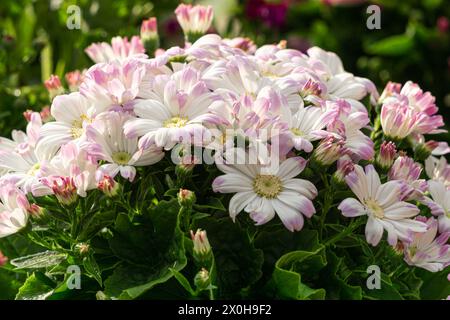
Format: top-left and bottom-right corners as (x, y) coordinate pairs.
(0, 251), (8, 267)
(43, 177), (78, 206)
(98, 175), (120, 197)
(175, 4), (214, 43)
(27, 203), (46, 219)
(313, 136), (347, 166)
(333, 156), (354, 184)
(379, 81), (401, 103)
(75, 243), (90, 255)
(377, 141), (397, 170)
(44, 75), (64, 100)
(141, 17), (160, 55)
(191, 229), (212, 264)
(194, 268), (210, 290)
(414, 140), (438, 161)
(178, 189), (196, 206)
(65, 70), (84, 92)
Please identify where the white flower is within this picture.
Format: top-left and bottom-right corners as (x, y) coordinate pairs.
(0, 183), (29, 238)
(212, 150), (317, 232)
(403, 216), (450, 272)
(421, 180), (450, 233)
(36, 92), (94, 156)
(425, 156), (450, 188)
(338, 164), (427, 246)
(83, 111), (164, 181)
(124, 66), (214, 150)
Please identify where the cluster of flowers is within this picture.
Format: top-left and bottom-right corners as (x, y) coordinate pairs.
(0, 4), (449, 273)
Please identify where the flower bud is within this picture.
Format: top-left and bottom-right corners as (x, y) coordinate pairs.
(178, 189), (196, 206)
(27, 203), (46, 220)
(141, 17), (160, 55)
(194, 268), (210, 290)
(313, 136), (347, 166)
(175, 4), (214, 43)
(376, 141), (397, 170)
(378, 81), (401, 103)
(75, 243), (90, 255)
(97, 175), (120, 197)
(0, 251), (8, 267)
(43, 176), (78, 206)
(44, 75), (64, 100)
(65, 70), (84, 92)
(333, 156), (354, 184)
(191, 229), (212, 263)
(414, 140), (438, 161)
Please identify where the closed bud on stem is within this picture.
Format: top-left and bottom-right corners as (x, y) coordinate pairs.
(194, 268), (210, 290)
(44, 75), (64, 100)
(0, 251), (8, 267)
(43, 177), (78, 206)
(191, 229), (212, 264)
(414, 140), (438, 161)
(75, 243), (90, 255)
(313, 136), (347, 166)
(65, 70), (84, 92)
(141, 17), (160, 55)
(98, 175), (120, 197)
(175, 4), (213, 43)
(178, 189), (196, 206)
(376, 141), (397, 170)
(27, 203), (46, 220)
(333, 156), (354, 185)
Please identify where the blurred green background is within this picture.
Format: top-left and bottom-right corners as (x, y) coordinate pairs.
(0, 0), (449, 137)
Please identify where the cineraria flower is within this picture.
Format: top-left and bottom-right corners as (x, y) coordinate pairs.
(0, 183), (29, 238)
(44, 75), (64, 99)
(421, 180), (450, 233)
(388, 155), (427, 200)
(325, 100), (374, 160)
(0, 113), (56, 195)
(36, 92), (94, 156)
(280, 106), (332, 153)
(425, 156), (450, 188)
(83, 112), (164, 181)
(403, 216), (450, 272)
(79, 58), (147, 113)
(212, 150), (317, 232)
(41, 142), (98, 198)
(175, 4), (214, 41)
(380, 81), (445, 139)
(124, 67), (215, 150)
(85, 36), (146, 63)
(338, 164), (427, 246)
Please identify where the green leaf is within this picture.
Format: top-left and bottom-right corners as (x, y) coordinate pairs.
(270, 246), (327, 300)
(15, 273), (55, 300)
(417, 268), (450, 300)
(363, 273), (403, 300)
(10, 251), (67, 270)
(83, 255), (103, 286)
(365, 35), (414, 56)
(194, 198), (226, 212)
(169, 267), (196, 296)
(104, 199), (187, 299)
(193, 217), (264, 298)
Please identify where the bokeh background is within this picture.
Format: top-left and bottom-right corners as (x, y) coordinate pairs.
(0, 0), (449, 138)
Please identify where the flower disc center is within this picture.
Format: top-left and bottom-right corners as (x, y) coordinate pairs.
(365, 198), (385, 219)
(253, 174), (283, 199)
(112, 151), (132, 165)
(164, 116), (188, 128)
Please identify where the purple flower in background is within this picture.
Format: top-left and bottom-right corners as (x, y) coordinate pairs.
(246, 0), (290, 28)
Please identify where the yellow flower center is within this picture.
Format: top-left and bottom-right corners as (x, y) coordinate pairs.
(290, 128), (304, 137)
(253, 174), (283, 199)
(112, 152), (132, 165)
(365, 198), (384, 219)
(27, 163), (41, 176)
(71, 114), (90, 138)
(163, 116), (188, 128)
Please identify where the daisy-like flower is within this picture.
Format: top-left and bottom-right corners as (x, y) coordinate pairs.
(0, 183), (30, 238)
(83, 112), (164, 181)
(425, 156), (450, 188)
(124, 66), (215, 150)
(338, 164), (427, 246)
(79, 58), (147, 113)
(325, 100), (374, 160)
(421, 180), (450, 233)
(212, 150), (317, 232)
(388, 155), (427, 200)
(85, 36), (146, 63)
(403, 216), (450, 272)
(175, 4), (214, 41)
(0, 113), (56, 196)
(36, 92), (94, 156)
(41, 141), (98, 198)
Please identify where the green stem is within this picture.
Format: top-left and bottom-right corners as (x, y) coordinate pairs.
(324, 218), (363, 247)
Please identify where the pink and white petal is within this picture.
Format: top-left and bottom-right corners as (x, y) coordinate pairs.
(119, 165), (136, 181)
(278, 191), (316, 218)
(277, 157), (307, 181)
(228, 191), (257, 221)
(365, 165), (380, 199)
(375, 180), (402, 208)
(212, 173), (253, 193)
(338, 198), (366, 217)
(383, 202), (420, 220)
(272, 198), (304, 232)
(283, 178), (318, 199)
(365, 216), (384, 246)
(98, 163), (120, 179)
(249, 198), (276, 226)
